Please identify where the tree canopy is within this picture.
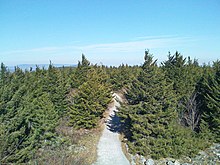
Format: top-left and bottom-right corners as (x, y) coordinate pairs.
(0, 52), (219, 163)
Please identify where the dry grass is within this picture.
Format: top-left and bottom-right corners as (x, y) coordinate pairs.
(119, 134), (131, 162)
(76, 128), (102, 164)
(31, 118), (102, 165)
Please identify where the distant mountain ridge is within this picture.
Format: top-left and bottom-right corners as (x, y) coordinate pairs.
(8, 64), (77, 72)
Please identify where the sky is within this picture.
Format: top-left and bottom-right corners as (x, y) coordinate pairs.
(0, 0), (220, 66)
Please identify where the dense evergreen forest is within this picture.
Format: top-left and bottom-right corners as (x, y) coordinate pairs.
(0, 52), (219, 163)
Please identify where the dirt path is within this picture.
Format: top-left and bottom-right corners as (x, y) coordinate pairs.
(93, 93), (130, 165)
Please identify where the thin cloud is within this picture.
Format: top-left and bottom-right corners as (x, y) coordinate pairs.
(0, 45), (80, 55)
(133, 35), (179, 40)
(0, 36), (193, 56)
(79, 36), (192, 53)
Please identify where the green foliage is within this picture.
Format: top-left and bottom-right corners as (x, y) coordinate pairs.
(119, 51), (177, 158)
(0, 64), (67, 163)
(150, 122), (210, 159)
(69, 67), (112, 129)
(0, 52), (219, 163)
(106, 64), (141, 90)
(198, 61), (220, 142)
(72, 54), (92, 88)
(119, 51), (212, 159)
(161, 52), (203, 131)
(0, 55), (114, 163)
(0, 63), (9, 85)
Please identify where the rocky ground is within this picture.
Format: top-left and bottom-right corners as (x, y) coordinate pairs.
(128, 143), (220, 165)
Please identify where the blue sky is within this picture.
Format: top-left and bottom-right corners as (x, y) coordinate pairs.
(0, 0), (220, 66)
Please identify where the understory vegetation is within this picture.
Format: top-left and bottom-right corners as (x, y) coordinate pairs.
(0, 51), (219, 163)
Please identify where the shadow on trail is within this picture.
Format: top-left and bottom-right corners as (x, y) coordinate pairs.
(106, 110), (122, 133)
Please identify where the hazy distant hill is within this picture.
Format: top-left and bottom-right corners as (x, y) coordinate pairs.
(8, 64), (77, 72)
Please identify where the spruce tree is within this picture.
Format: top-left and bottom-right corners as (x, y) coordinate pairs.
(119, 51), (209, 159)
(200, 61), (220, 141)
(73, 54), (91, 88)
(69, 67), (112, 129)
(161, 52), (203, 131)
(119, 51), (178, 158)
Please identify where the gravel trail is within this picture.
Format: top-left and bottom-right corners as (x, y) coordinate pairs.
(93, 93), (130, 165)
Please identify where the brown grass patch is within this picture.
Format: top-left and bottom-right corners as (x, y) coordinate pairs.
(31, 118), (102, 165)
